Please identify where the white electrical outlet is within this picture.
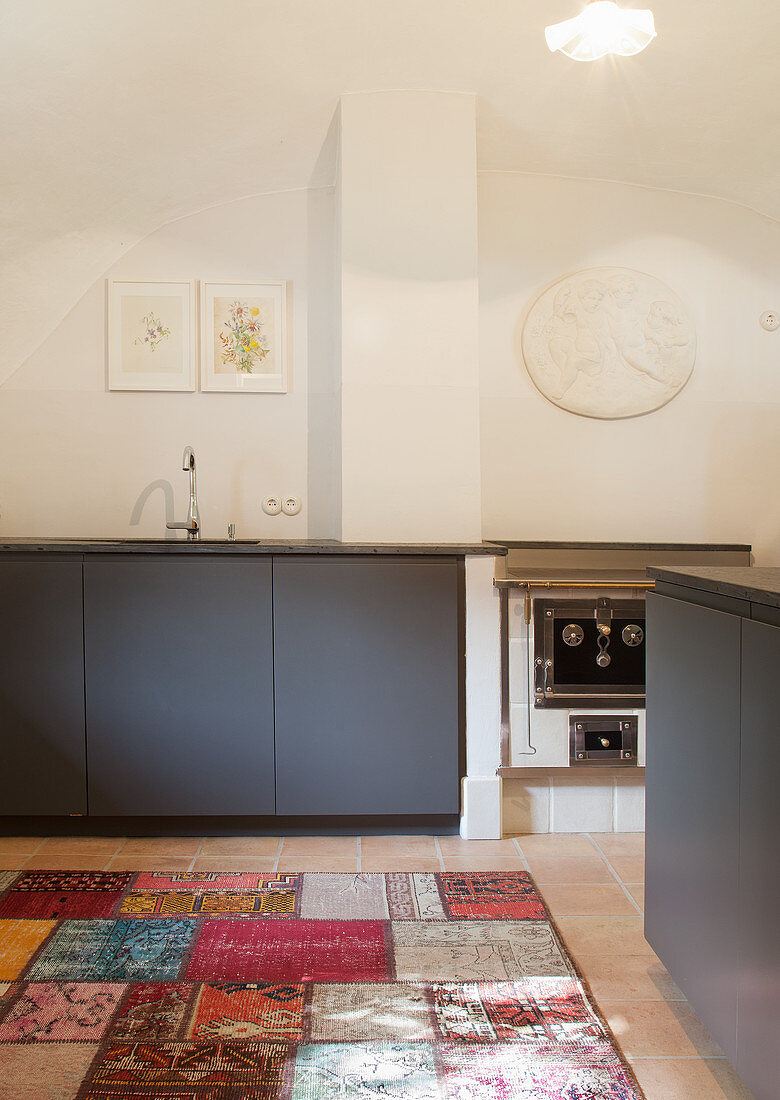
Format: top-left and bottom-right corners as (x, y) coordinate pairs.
(282, 495), (302, 516)
(262, 495), (282, 516)
(760, 310), (779, 331)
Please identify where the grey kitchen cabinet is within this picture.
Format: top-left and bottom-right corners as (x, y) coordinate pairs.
(737, 618), (780, 1099)
(646, 588), (780, 1099)
(645, 591), (742, 1062)
(273, 556), (461, 815)
(0, 559), (87, 815)
(84, 557), (275, 815)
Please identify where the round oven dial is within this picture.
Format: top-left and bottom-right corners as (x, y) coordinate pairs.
(622, 624), (644, 647)
(562, 624), (584, 646)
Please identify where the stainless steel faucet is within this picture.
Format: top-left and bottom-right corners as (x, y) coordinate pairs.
(166, 446), (200, 540)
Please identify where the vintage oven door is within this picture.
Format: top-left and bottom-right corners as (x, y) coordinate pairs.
(533, 598), (646, 708)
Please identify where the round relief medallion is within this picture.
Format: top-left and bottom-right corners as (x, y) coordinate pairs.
(521, 267), (696, 419)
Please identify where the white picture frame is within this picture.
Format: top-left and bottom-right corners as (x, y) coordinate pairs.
(107, 280), (195, 392)
(201, 281), (287, 393)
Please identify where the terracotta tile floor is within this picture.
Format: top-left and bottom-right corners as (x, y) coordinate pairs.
(0, 831), (750, 1099)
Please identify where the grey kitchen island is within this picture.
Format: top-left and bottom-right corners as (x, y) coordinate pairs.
(0, 539), (503, 830)
(645, 566), (780, 1100)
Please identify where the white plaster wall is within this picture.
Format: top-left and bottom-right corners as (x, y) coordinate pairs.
(338, 92), (482, 543)
(0, 188), (335, 539)
(479, 174), (780, 564)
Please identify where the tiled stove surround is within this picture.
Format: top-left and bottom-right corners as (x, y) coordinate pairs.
(493, 542), (752, 835)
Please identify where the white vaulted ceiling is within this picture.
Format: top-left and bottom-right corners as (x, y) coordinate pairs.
(1, 0), (778, 383)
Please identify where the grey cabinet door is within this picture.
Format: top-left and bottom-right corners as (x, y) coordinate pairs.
(738, 619), (780, 1099)
(0, 560), (87, 815)
(273, 556), (461, 815)
(84, 558), (274, 815)
(645, 592), (741, 1063)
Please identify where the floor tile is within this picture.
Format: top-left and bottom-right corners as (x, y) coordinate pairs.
(361, 858), (442, 872)
(435, 837), (520, 856)
(277, 858), (359, 872)
(441, 857), (524, 871)
(515, 833), (596, 857)
(190, 857), (278, 872)
(608, 855), (645, 883)
(0, 857), (30, 870)
(22, 856), (115, 871)
(116, 838), (203, 859)
(555, 916), (655, 956)
(628, 1057), (753, 1099)
(538, 884), (638, 916)
(106, 858), (194, 872)
(36, 838), (123, 857)
(0, 1043), (98, 1100)
(523, 855), (613, 884)
(602, 1000), (726, 1058)
(627, 884), (645, 909)
(0, 839), (45, 855)
(577, 954), (685, 1000)
(281, 836), (358, 857)
(590, 833), (645, 857)
(199, 837), (281, 857)
(360, 836), (438, 856)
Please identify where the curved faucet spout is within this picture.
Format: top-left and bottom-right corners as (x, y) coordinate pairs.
(166, 446), (200, 540)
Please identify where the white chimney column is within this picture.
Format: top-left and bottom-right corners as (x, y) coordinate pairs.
(337, 91), (482, 543)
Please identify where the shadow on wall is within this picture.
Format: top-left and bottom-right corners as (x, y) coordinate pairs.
(129, 479), (175, 535)
(705, 405), (780, 563)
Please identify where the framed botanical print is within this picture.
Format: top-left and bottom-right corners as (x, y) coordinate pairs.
(201, 281), (288, 393)
(107, 280), (195, 391)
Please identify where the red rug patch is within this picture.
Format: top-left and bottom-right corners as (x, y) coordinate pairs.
(441, 872), (547, 920)
(185, 919), (390, 983)
(0, 891), (123, 920)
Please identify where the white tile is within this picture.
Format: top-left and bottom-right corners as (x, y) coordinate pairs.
(614, 778), (645, 832)
(508, 593), (529, 639)
(461, 776), (502, 839)
(509, 703), (532, 760)
(527, 707), (569, 767)
(502, 778), (550, 833)
(550, 777), (613, 833)
(508, 639), (529, 703)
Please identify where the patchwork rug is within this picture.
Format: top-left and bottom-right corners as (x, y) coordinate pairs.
(0, 869), (644, 1098)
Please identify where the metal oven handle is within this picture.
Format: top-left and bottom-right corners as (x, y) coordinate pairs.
(534, 657), (553, 697)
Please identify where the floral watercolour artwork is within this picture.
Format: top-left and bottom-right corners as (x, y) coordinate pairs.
(108, 281), (195, 391)
(134, 311), (171, 353)
(201, 282), (287, 392)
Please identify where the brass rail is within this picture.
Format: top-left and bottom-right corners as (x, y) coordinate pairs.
(502, 579), (654, 625)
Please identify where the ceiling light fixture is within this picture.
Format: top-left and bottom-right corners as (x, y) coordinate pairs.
(545, 1), (657, 62)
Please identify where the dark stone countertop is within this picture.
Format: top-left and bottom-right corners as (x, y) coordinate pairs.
(648, 566), (780, 610)
(0, 538), (506, 557)
(496, 541), (752, 552)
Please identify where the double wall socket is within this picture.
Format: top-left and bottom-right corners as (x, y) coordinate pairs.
(262, 495), (302, 516)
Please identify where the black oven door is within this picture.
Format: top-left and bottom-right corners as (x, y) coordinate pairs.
(534, 598), (646, 708)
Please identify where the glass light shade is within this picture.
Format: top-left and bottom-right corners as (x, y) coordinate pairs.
(545, 1), (657, 61)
